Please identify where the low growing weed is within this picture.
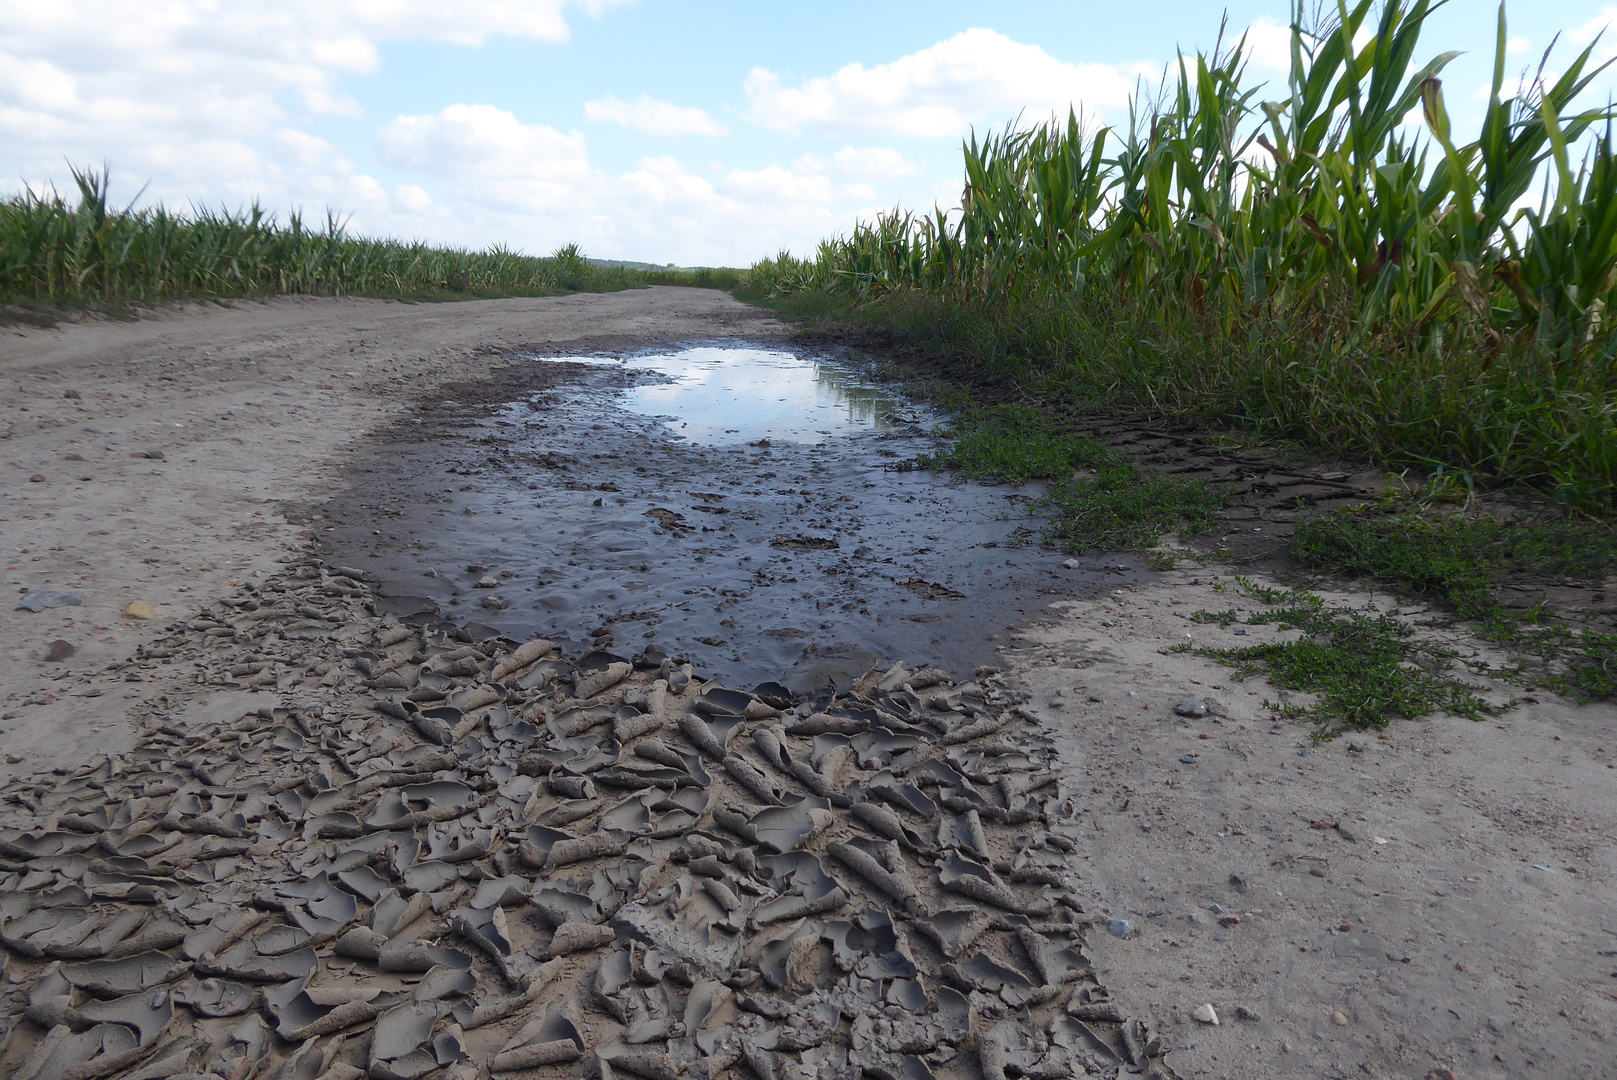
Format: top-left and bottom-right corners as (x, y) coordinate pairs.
(1181, 579), (1500, 739)
(1292, 509), (1617, 700)
(913, 402), (1229, 553)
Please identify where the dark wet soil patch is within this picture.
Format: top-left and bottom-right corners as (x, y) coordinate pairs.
(309, 343), (1150, 693)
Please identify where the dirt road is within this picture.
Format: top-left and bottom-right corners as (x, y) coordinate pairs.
(1, 288), (1613, 1080)
(1, 289), (784, 772)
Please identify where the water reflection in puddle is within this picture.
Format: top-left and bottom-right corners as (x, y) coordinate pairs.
(527, 346), (901, 445)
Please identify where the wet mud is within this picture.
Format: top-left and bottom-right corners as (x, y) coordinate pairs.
(314, 343), (1149, 694)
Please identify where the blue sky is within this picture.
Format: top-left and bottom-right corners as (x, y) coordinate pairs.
(5, 1), (1617, 265)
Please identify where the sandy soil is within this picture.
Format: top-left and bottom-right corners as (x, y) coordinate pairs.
(3, 289), (1614, 1080)
(0, 289), (784, 774)
(1007, 563), (1617, 1080)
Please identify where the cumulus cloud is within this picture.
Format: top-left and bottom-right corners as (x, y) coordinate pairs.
(743, 28), (1144, 137)
(1243, 17), (1293, 72)
(0, 0), (626, 204)
(361, 107), (861, 264)
(584, 93), (728, 136)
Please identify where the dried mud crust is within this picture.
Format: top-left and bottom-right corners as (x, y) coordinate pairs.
(0, 553), (1173, 1080)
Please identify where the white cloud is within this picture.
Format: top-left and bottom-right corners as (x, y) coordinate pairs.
(795, 146), (923, 179)
(832, 146), (924, 179)
(1243, 17), (1293, 72)
(1506, 35), (1532, 56)
(743, 28), (1144, 137)
(584, 93), (728, 136)
(355, 109), (873, 264)
(1571, 7), (1617, 47)
(0, 0), (627, 209)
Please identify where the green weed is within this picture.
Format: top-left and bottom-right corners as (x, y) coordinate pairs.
(1191, 579), (1499, 738)
(914, 404), (1113, 482)
(909, 401), (1228, 552)
(1292, 508), (1617, 699)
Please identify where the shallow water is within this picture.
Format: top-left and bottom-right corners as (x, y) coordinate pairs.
(580, 346), (900, 445)
(319, 343), (1148, 694)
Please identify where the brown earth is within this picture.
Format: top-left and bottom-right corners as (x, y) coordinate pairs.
(0, 289), (784, 774)
(1, 288), (1614, 1080)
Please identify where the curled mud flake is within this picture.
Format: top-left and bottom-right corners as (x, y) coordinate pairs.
(943, 952), (1035, 998)
(575, 661), (633, 701)
(492, 1007), (588, 1072)
(416, 963), (479, 1002)
(545, 833), (626, 871)
(62, 952), (187, 999)
(938, 852), (1020, 911)
(850, 801), (929, 852)
(400, 860), (460, 894)
(171, 977), (256, 1018)
(886, 978), (929, 1014)
(787, 713), (868, 736)
(335, 865), (391, 903)
(369, 1000), (440, 1080)
(862, 771), (937, 820)
(491, 638), (557, 682)
(378, 940), (473, 974)
(724, 755), (786, 807)
(200, 941), (318, 983)
(826, 841), (920, 911)
(694, 685), (753, 718)
(750, 798), (834, 854)
(515, 824), (573, 868)
(461, 958), (564, 1029)
(545, 920), (617, 957)
(592, 948), (635, 1020)
(529, 882), (600, 927)
(634, 739), (711, 785)
(71, 988), (174, 1049)
(539, 799), (598, 827)
(469, 875), (532, 910)
(675, 714), (727, 762)
(936, 811), (989, 860)
(333, 926), (387, 961)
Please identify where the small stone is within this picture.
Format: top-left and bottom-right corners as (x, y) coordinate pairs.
(475, 576), (498, 589)
(1192, 1003), (1219, 1025)
(1332, 1010), (1349, 1026)
(1175, 699), (1207, 717)
(1234, 1006), (1261, 1022)
(1218, 914), (1241, 927)
(124, 601), (160, 620)
(15, 591), (82, 613)
(64, 452), (85, 461)
(1063, 558), (1079, 569)
(1229, 872), (1248, 889)
(44, 640), (75, 662)
(63, 389), (81, 399)
(29, 473), (45, 483)
(1106, 919), (1134, 939)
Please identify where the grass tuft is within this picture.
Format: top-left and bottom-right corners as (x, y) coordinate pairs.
(1291, 508), (1617, 699)
(1185, 579), (1500, 738)
(910, 402), (1228, 553)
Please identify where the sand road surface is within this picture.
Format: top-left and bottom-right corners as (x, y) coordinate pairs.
(1, 289), (1613, 1080)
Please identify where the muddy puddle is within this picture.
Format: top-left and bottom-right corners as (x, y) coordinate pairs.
(316, 343), (1149, 694)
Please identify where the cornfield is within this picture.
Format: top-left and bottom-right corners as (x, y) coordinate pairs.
(755, 1), (1617, 505)
(0, 167), (731, 304)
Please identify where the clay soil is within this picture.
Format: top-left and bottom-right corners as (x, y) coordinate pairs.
(2, 289), (1614, 1080)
